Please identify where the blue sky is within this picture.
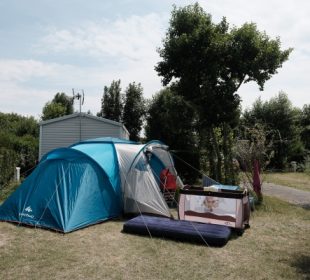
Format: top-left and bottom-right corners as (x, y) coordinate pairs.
(0, 0), (309, 118)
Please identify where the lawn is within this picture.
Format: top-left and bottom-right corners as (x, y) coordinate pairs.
(0, 196), (309, 280)
(264, 172), (310, 192)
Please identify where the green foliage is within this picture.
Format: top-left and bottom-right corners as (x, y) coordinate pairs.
(0, 113), (39, 189)
(155, 3), (291, 180)
(300, 104), (310, 151)
(0, 113), (38, 137)
(97, 80), (146, 139)
(145, 88), (196, 147)
(156, 3), (291, 117)
(123, 82), (146, 141)
(41, 92), (73, 121)
(235, 124), (273, 196)
(242, 92), (306, 169)
(97, 80), (123, 122)
(42, 102), (67, 121)
(52, 93), (74, 115)
(0, 147), (18, 188)
(145, 88), (200, 183)
(15, 116), (38, 137)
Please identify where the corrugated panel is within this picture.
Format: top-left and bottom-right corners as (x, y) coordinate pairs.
(80, 117), (121, 140)
(40, 117), (80, 158)
(39, 115), (128, 159)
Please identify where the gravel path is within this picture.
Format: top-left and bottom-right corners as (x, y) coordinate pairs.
(262, 182), (310, 208)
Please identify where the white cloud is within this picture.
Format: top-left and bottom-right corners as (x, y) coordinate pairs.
(0, 59), (56, 82)
(0, 57), (163, 117)
(37, 13), (167, 62)
(239, 50), (310, 110)
(0, 59), (67, 117)
(1, 2), (309, 118)
(0, 83), (50, 118)
(0, 13), (169, 116)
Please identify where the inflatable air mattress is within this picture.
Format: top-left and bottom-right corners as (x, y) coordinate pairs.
(123, 215), (231, 246)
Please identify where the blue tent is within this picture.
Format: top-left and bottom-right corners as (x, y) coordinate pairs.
(0, 138), (176, 232)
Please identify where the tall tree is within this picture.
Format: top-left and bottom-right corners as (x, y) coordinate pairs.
(41, 92), (73, 121)
(97, 80), (123, 122)
(122, 82), (145, 141)
(155, 3), (292, 181)
(145, 88), (200, 183)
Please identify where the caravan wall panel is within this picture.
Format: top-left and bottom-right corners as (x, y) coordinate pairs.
(39, 115), (127, 159)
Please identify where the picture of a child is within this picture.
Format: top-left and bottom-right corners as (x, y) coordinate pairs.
(203, 196), (219, 212)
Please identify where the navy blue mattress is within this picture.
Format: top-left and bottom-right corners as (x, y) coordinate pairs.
(123, 215), (231, 246)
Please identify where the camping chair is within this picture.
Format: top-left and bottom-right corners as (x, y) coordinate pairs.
(160, 168), (177, 207)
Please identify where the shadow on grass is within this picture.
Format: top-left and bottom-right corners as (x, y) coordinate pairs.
(300, 203), (310, 210)
(290, 254), (310, 279)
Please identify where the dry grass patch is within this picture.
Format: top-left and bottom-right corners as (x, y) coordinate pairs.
(264, 172), (310, 192)
(0, 197), (309, 280)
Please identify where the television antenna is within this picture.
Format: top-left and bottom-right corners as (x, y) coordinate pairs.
(72, 89), (84, 113)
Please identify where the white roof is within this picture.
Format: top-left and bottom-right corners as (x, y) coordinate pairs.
(39, 112), (129, 135)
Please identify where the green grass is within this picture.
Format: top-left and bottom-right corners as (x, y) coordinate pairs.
(0, 196), (309, 280)
(264, 172), (310, 192)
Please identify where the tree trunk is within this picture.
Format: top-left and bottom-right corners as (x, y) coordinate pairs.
(210, 126), (222, 182)
(253, 159), (263, 202)
(222, 124), (230, 184)
(227, 128), (238, 185)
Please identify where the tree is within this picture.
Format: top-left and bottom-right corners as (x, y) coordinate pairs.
(0, 113), (39, 189)
(97, 80), (123, 122)
(155, 3), (292, 181)
(41, 92), (73, 121)
(300, 104), (310, 151)
(122, 82), (145, 141)
(52, 93), (74, 115)
(145, 88), (200, 183)
(41, 102), (67, 121)
(242, 92), (305, 169)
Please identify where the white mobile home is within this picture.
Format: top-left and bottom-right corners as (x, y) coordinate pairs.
(39, 113), (129, 159)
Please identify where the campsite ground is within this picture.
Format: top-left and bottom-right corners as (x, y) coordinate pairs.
(264, 172), (310, 192)
(0, 173), (309, 280)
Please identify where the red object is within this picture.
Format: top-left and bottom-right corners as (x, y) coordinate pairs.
(253, 160), (261, 195)
(160, 168), (177, 191)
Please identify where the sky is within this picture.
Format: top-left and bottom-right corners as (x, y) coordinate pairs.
(0, 0), (309, 119)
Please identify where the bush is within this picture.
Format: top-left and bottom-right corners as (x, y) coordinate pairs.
(0, 147), (18, 188)
(0, 180), (20, 202)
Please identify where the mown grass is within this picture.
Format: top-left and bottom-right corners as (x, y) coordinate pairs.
(0, 196), (309, 280)
(264, 172), (310, 192)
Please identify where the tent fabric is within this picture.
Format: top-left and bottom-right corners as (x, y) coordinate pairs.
(0, 148), (120, 232)
(71, 142), (122, 210)
(114, 143), (170, 217)
(149, 154), (165, 185)
(0, 138), (176, 232)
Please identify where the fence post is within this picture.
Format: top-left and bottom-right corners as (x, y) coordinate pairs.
(15, 167), (21, 182)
